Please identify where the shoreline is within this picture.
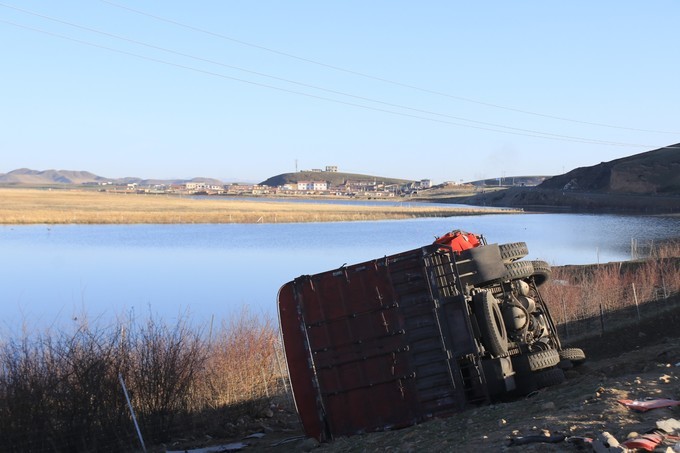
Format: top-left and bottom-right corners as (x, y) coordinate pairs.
(0, 188), (523, 225)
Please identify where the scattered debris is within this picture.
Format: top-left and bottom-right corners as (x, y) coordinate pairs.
(591, 431), (628, 453)
(621, 432), (664, 451)
(507, 432), (566, 446)
(617, 398), (680, 412)
(657, 418), (680, 434)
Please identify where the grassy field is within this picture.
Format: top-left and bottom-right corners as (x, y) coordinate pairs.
(0, 188), (520, 224)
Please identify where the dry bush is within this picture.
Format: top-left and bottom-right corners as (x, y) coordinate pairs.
(542, 252), (680, 326)
(123, 315), (209, 443)
(0, 324), (135, 452)
(200, 308), (283, 414)
(0, 310), (286, 452)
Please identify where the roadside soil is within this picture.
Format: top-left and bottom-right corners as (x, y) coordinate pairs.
(164, 303), (680, 452)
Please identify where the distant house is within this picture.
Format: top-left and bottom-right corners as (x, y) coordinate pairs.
(185, 182), (206, 191)
(325, 166), (338, 172)
(297, 181), (328, 191)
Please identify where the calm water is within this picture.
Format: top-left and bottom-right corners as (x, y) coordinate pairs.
(2, 213), (679, 331)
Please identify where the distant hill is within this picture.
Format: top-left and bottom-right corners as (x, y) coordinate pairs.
(0, 168), (225, 187)
(260, 171), (415, 187)
(457, 143), (680, 212)
(466, 176), (551, 187)
(538, 144), (680, 194)
(0, 168), (108, 185)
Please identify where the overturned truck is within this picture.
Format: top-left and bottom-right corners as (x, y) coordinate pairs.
(277, 230), (585, 442)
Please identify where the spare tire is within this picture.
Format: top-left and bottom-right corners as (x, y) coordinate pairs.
(473, 290), (508, 357)
(534, 367), (566, 388)
(526, 348), (561, 371)
(499, 242), (529, 263)
(502, 260), (535, 281)
(531, 260), (551, 287)
(559, 347), (586, 365)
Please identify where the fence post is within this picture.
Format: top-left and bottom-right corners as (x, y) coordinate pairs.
(561, 298), (569, 340)
(632, 283), (641, 322)
(119, 373), (147, 453)
(599, 303), (605, 336)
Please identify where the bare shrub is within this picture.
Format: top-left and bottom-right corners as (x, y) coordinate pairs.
(0, 323), (135, 452)
(0, 308), (286, 452)
(543, 254), (680, 328)
(201, 307), (282, 414)
(119, 314), (208, 443)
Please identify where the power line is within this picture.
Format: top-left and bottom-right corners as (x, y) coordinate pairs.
(100, 0), (680, 136)
(0, 20), (667, 150)
(0, 2), (653, 146)
(0, 4), (668, 149)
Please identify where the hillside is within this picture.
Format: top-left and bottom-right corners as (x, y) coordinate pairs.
(457, 144), (680, 213)
(0, 168), (224, 187)
(539, 144), (680, 194)
(259, 171), (415, 187)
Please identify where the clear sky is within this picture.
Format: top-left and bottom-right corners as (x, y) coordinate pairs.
(2, 1), (679, 184)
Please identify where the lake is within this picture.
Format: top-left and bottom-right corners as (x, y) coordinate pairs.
(2, 212), (679, 333)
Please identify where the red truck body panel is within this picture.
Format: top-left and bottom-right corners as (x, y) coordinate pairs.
(278, 245), (492, 441)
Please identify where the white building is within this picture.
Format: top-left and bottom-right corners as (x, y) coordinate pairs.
(297, 181), (328, 191)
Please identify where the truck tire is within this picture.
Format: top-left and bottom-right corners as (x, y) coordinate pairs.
(559, 347), (586, 364)
(526, 349), (561, 371)
(473, 291), (508, 357)
(502, 260), (534, 282)
(499, 242), (529, 263)
(534, 367), (566, 388)
(531, 260), (551, 286)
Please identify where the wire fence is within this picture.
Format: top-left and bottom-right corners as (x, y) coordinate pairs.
(540, 255), (680, 342)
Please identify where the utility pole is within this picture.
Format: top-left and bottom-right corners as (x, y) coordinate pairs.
(295, 159), (298, 173)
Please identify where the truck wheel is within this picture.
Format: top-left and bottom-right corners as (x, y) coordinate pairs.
(499, 242), (529, 263)
(526, 349), (561, 371)
(531, 260), (551, 286)
(534, 367), (566, 388)
(502, 261), (534, 281)
(559, 348), (586, 365)
(473, 291), (508, 357)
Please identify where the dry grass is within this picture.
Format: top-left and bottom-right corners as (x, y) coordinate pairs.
(0, 188), (520, 224)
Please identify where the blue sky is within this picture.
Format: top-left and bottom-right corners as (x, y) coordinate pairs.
(2, 1), (679, 184)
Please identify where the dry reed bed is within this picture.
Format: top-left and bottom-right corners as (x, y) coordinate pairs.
(0, 188), (518, 224)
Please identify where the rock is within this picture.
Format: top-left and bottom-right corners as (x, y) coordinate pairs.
(657, 418), (680, 433)
(299, 437), (319, 452)
(498, 419), (507, 427)
(660, 374), (672, 384)
(542, 402), (556, 410)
